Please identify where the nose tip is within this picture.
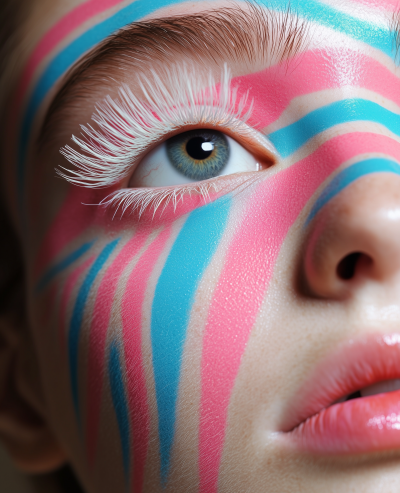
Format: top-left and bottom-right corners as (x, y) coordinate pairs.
(303, 173), (400, 299)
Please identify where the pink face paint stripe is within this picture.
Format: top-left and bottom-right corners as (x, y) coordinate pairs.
(122, 226), (172, 493)
(233, 49), (400, 130)
(85, 231), (149, 468)
(34, 188), (105, 276)
(59, 255), (95, 349)
(198, 132), (400, 493)
(348, 0), (399, 10)
(15, 0), (125, 109)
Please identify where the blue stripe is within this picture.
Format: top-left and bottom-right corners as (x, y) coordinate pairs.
(68, 239), (119, 420)
(306, 158), (400, 225)
(17, 0), (395, 202)
(109, 339), (130, 479)
(17, 0), (190, 203)
(266, 0), (393, 56)
(268, 99), (400, 158)
(151, 196), (231, 483)
(35, 240), (95, 293)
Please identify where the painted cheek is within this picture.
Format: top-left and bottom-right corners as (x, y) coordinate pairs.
(198, 132), (400, 493)
(85, 231), (150, 469)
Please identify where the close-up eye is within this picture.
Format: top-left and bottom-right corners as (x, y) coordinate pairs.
(129, 128), (261, 187)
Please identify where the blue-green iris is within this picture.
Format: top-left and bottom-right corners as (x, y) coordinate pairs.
(166, 129), (230, 180)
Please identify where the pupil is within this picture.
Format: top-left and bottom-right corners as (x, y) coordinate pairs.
(186, 136), (214, 160)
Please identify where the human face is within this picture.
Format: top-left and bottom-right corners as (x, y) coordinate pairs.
(5, 0), (400, 491)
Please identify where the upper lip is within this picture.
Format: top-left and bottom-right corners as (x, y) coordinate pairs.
(280, 333), (400, 432)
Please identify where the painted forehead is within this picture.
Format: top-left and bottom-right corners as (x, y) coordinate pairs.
(16, 0), (398, 204)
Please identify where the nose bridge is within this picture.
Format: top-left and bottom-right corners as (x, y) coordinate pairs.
(303, 159), (400, 299)
(305, 158), (400, 227)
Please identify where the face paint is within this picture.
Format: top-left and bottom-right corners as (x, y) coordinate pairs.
(151, 196), (231, 482)
(349, 0), (399, 9)
(58, 255), (96, 346)
(34, 187), (104, 276)
(24, 1), (400, 491)
(108, 339), (131, 477)
(241, 49), (400, 130)
(36, 240), (95, 292)
(198, 134), (400, 493)
(306, 158), (400, 225)
(16, 0), (397, 206)
(69, 239), (120, 420)
(122, 226), (172, 493)
(86, 232), (149, 467)
(269, 99), (400, 158)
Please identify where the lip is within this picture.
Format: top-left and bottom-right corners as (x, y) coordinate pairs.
(280, 333), (400, 455)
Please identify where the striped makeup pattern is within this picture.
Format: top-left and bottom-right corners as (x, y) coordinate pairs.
(25, 0), (400, 492)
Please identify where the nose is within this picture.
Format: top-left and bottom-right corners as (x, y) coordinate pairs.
(303, 167), (400, 299)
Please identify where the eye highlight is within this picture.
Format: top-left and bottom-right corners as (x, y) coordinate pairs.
(58, 64), (278, 218)
(130, 129), (260, 187)
(168, 130), (229, 180)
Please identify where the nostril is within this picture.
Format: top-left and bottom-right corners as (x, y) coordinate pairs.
(337, 252), (362, 280)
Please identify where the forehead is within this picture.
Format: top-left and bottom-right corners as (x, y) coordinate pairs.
(9, 0), (398, 212)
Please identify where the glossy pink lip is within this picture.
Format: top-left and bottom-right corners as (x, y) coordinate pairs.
(280, 333), (400, 455)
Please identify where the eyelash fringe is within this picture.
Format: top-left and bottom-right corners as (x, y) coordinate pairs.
(58, 63), (254, 189)
(99, 180), (227, 219)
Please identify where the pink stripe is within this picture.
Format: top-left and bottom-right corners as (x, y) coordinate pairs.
(122, 227), (171, 493)
(199, 132), (400, 493)
(85, 231), (149, 467)
(34, 187), (108, 277)
(348, 0), (399, 9)
(233, 49), (400, 130)
(15, 0), (125, 109)
(59, 255), (95, 348)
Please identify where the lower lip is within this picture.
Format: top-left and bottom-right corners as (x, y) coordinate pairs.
(289, 390), (400, 454)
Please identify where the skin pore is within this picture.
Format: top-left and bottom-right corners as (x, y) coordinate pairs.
(2, 0), (400, 492)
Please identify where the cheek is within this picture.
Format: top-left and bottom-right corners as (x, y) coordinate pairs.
(31, 133), (400, 490)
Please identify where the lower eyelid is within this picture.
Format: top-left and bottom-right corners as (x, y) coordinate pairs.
(100, 171), (262, 220)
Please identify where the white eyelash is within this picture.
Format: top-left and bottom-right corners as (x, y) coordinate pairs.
(100, 180), (225, 219)
(58, 63), (254, 189)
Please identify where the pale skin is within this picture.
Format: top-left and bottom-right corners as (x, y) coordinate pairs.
(2, 1), (400, 492)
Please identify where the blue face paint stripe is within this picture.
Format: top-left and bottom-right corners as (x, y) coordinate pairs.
(35, 240), (95, 293)
(68, 238), (119, 420)
(151, 196), (231, 483)
(109, 339), (130, 479)
(268, 0), (393, 56)
(17, 0), (395, 203)
(268, 99), (400, 158)
(306, 158), (400, 225)
(17, 0), (190, 204)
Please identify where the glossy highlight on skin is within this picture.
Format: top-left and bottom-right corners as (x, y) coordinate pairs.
(198, 133), (400, 493)
(25, 0), (400, 490)
(306, 158), (400, 225)
(283, 334), (400, 454)
(238, 49), (400, 130)
(268, 99), (400, 158)
(16, 0), (397, 203)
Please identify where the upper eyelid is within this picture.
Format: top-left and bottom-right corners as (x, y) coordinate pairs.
(38, 4), (311, 151)
(57, 64), (277, 189)
(118, 121), (276, 186)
